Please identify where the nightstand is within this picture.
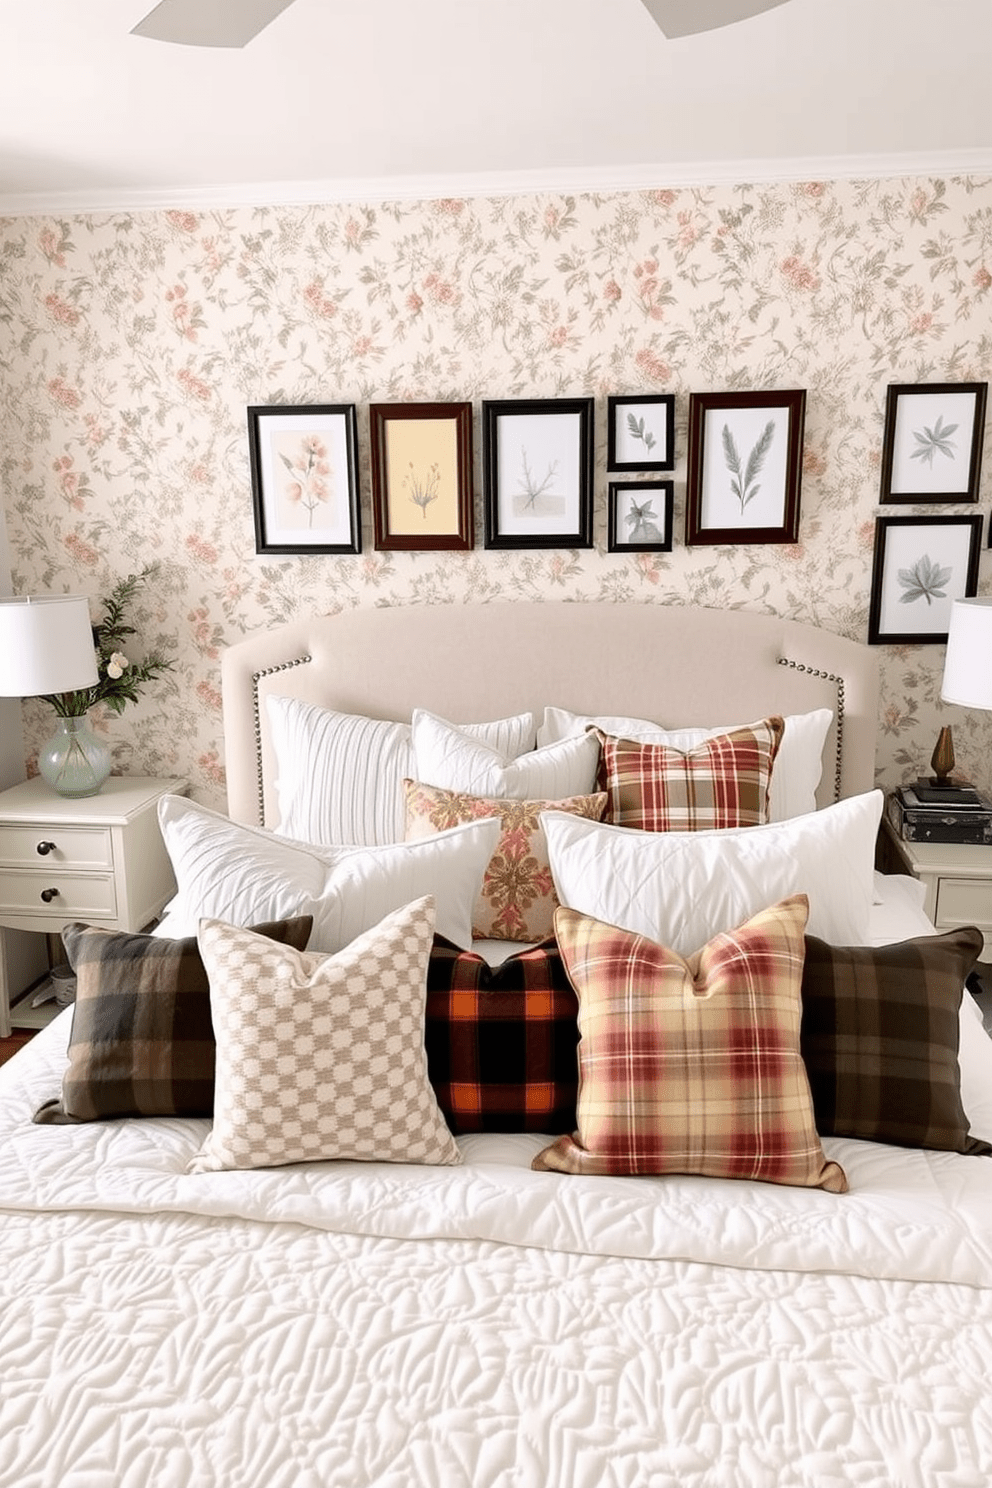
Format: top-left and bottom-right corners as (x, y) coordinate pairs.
(0, 775), (188, 1037)
(878, 815), (992, 965)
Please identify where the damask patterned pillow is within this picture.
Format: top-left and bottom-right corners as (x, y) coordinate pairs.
(404, 779), (607, 942)
(534, 895), (847, 1192)
(425, 934), (579, 1134)
(594, 715), (784, 831)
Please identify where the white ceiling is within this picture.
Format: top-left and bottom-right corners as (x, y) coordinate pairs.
(3, 0), (992, 215)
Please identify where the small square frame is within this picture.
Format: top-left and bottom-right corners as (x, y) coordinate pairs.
(607, 394), (675, 472)
(369, 401), (474, 551)
(879, 382), (987, 504)
(248, 404), (361, 554)
(608, 480), (674, 552)
(483, 398), (594, 549)
(867, 514), (983, 644)
(685, 389), (806, 545)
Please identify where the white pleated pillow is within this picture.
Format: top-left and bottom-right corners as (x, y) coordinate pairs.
(412, 709), (599, 800)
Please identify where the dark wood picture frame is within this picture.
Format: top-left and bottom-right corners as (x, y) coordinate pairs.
(685, 389), (806, 546)
(248, 403), (361, 555)
(369, 401), (474, 551)
(867, 514), (983, 644)
(608, 480), (674, 552)
(606, 394), (676, 472)
(483, 398), (594, 550)
(879, 382), (987, 504)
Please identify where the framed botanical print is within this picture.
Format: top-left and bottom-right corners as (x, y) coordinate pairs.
(867, 514), (983, 644)
(606, 394), (676, 472)
(685, 389), (806, 545)
(248, 404), (361, 554)
(879, 382), (987, 504)
(369, 401), (473, 551)
(482, 398), (594, 549)
(607, 480), (674, 552)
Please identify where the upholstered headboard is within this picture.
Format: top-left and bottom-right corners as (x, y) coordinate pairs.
(221, 603), (879, 827)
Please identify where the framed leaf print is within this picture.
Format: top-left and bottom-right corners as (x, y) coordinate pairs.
(369, 401), (473, 551)
(482, 398), (594, 549)
(879, 382), (987, 504)
(867, 514), (983, 644)
(607, 395), (675, 472)
(248, 404), (361, 554)
(608, 480), (674, 552)
(685, 390), (806, 545)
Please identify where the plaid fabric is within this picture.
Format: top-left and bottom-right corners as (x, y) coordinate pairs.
(800, 928), (990, 1155)
(405, 779), (607, 941)
(425, 935), (579, 1134)
(33, 916), (313, 1124)
(534, 896), (847, 1191)
(595, 715), (784, 831)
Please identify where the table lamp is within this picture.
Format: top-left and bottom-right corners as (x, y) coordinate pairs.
(936, 596), (992, 791)
(0, 595), (108, 797)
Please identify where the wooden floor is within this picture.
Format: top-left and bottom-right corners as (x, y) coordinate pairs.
(0, 1031), (34, 1066)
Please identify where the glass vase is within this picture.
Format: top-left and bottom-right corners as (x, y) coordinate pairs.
(38, 715), (112, 798)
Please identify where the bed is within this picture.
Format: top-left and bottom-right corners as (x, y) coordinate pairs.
(3, 601), (992, 1488)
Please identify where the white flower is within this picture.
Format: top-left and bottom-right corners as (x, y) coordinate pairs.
(106, 651), (130, 680)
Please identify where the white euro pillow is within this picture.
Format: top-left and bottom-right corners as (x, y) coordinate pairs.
(543, 789), (884, 954)
(158, 793), (499, 951)
(266, 695), (536, 845)
(537, 706), (833, 821)
(412, 709), (599, 800)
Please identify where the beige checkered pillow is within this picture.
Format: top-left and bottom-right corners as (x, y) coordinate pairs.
(534, 894), (846, 1192)
(188, 896), (460, 1173)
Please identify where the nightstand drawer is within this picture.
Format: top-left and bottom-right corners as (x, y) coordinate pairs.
(0, 870), (117, 920)
(0, 824), (113, 871)
(935, 877), (992, 931)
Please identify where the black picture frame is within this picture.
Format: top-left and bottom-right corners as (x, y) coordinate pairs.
(369, 401), (474, 551)
(685, 389), (806, 546)
(248, 404), (361, 555)
(879, 382), (987, 504)
(607, 480), (674, 552)
(482, 398), (594, 549)
(867, 514), (983, 644)
(606, 394), (676, 472)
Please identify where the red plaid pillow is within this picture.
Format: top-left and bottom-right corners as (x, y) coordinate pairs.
(425, 936), (579, 1134)
(534, 895), (846, 1191)
(595, 715), (784, 830)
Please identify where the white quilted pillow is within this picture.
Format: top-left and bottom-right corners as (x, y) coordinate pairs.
(412, 709), (599, 800)
(543, 789), (884, 954)
(538, 706), (833, 821)
(267, 696), (536, 845)
(158, 794), (499, 951)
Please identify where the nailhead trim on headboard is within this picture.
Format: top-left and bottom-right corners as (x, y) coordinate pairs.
(251, 654), (312, 823)
(777, 655), (845, 803)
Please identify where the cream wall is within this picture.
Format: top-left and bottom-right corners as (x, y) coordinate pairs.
(0, 174), (990, 810)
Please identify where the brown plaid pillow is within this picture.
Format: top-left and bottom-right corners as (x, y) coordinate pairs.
(800, 928), (990, 1155)
(425, 935), (579, 1134)
(595, 715), (784, 830)
(33, 915), (313, 1124)
(534, 895), (847, 1191)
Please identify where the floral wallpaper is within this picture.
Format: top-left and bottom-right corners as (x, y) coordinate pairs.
(0, 173), (990, 812)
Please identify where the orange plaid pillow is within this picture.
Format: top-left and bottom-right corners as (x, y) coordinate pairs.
(534, 895), (846, 1192)
(595, 715), (784, 830)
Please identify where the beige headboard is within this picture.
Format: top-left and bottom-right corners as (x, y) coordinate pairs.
(221, 603), (879, 827)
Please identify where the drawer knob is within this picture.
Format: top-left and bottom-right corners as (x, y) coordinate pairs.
(36, 841), (56, 856)
(40, 887), (60, 903)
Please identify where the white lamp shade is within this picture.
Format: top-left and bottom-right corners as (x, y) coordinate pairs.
(0, 596), (100, 697)
(941, 597), (992, 711)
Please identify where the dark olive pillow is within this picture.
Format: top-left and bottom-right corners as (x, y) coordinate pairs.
(33, 915), (313, 1123)
(800, 927), (991, 1155)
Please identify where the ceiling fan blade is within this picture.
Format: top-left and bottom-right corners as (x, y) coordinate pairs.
(131, 0), (297, 48)
(639, 0), (791, 39)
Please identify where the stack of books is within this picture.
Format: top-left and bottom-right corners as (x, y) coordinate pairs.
(888, 782), (992, 846)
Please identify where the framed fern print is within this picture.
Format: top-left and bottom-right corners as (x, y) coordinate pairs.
(867, 514), (983, 645)
(685, 390), (806, 546)
(482, 398), (594, 549)
(879, 382), (987, 504)
(607, 395), (675, 472)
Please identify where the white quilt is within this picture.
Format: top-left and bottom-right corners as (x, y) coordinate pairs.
(3, 876), (992, 1487)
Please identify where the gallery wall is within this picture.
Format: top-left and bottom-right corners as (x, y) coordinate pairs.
(0, 172), (990, 809)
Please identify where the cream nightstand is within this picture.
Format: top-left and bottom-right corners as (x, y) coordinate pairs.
(0, 775), (188, 1037)
(878, 815), (992, 965)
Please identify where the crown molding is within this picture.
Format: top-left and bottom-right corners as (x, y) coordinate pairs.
(2, 150), (992, 218)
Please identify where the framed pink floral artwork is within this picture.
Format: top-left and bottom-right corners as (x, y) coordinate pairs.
(248, 404), (361, 554)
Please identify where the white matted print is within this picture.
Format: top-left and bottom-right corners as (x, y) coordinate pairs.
(608, 480), (674, 552)
(248, 404), (361, 554)
(868, 514), (983, 644)
(483, 398), (594, 548)
(880, 383), (987, 503)
(607, 395), (675, 472)
(686, 390), (805, 545)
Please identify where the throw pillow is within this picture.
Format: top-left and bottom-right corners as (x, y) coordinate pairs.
(411, 709), (600, 800)
(534, 897), (846, 1191)
(188, 896), (460, 1172)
